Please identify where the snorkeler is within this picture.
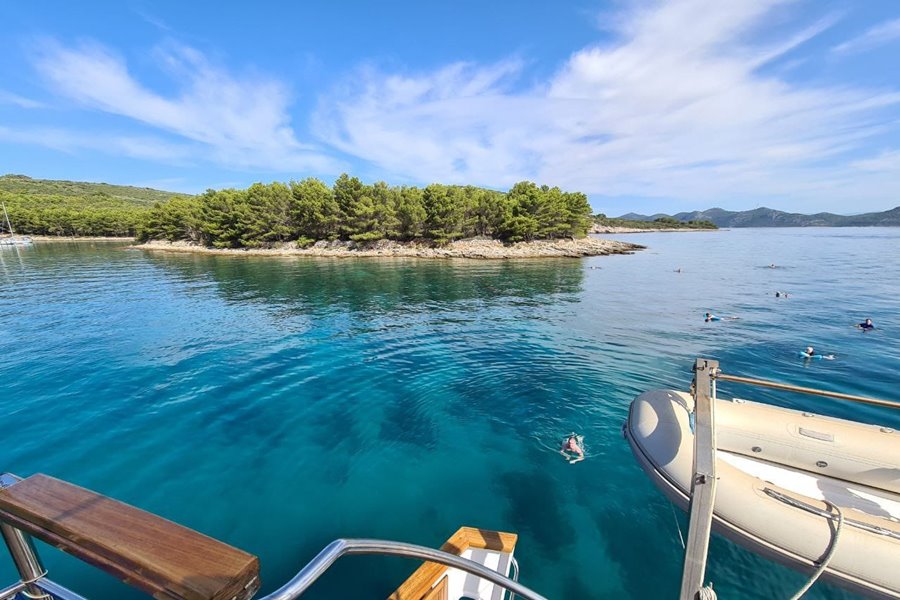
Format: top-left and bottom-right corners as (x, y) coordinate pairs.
(560, 434), (584, 464)
(801, 346), (835, 360)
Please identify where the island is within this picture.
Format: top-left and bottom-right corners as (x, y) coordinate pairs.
(130, 175), (643, 258)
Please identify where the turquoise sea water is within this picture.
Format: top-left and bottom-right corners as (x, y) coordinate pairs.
(0, 228), (898, 600)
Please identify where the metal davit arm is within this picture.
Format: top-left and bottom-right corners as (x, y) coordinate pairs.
(258, 539), (549, 600)
(679, 358), (719, 600)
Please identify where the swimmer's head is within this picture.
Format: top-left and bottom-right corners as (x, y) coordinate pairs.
(806, 346), (814, 354)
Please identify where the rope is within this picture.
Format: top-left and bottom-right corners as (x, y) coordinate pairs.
(697, 583), (717, 599)
(670, 503), (686, 549)
(788, 502), (844, 600)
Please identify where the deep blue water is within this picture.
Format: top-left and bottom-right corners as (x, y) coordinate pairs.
(0, 228), (897, 600)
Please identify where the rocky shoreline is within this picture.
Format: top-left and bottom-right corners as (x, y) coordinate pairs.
(590, 225), (716, 234)
(136, 237), (644, 259)
(31, 235), (134, 241)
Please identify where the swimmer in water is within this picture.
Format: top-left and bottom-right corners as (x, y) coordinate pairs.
(802, 346), (836, 359)
(856, 318), (874, 331)
(560, 434), (584, 464)
(705, 312), (720, 322)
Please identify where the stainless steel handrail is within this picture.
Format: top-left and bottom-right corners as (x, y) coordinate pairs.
(0, 582), (25, 600)
(714, 372), (899, 410)
(508, 556), (521, 600)
(257, 539), (548, 600)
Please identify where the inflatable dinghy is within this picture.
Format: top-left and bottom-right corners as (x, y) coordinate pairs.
(625, 387), (900, 598)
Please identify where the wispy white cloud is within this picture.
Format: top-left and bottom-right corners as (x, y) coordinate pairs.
(832, 17), (900, 55)
(313, 0), (900, 211)
(30, 39), (342, 173)
(133, 7), (173, 33)
(0, 125), (193, 162)
(0, 90), (45, 109)
(851, 149), (900, 172)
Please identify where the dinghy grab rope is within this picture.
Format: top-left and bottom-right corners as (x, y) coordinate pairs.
(760, 489), (846, 600)
(763, 488), (900, 540)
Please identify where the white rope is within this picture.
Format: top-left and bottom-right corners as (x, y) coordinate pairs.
(788, 502), (844, 600)
(697, 583), (717, 600)
(670, 502), (686, 549)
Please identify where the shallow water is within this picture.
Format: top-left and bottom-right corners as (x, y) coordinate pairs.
(0, 229), (897, 599)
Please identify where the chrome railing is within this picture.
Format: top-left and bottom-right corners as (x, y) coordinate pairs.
(508, 555), (521, 600)
(258, 538), (548, 600)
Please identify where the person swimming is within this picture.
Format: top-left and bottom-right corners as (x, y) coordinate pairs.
(560, 434), (584, 464)
(801, 346), (835, 360)
(857, 318), (874, 331)
(704, 312), (720, 322)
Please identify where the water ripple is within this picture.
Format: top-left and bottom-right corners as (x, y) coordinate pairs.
(1, 232), (897, 599)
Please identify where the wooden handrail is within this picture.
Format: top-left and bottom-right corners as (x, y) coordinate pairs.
(0, 474), (259, 600)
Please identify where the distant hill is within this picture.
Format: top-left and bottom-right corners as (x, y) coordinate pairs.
(0, 174), (188, 236)
(617, 206), (900, 227)
(0, 174), (187, 206)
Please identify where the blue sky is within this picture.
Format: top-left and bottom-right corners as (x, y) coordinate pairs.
(2, 1), (900, 215)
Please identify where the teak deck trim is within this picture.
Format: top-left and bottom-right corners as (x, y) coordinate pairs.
(0, 474), (260, 600)
(388, 527), (517, 600)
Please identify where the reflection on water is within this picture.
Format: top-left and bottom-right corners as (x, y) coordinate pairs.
(149, 252), (586, 311)
(0, 231), (897, 600)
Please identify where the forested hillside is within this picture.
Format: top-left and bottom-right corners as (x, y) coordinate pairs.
(593, 213), (717, 230)
(2, 174), (592, 243)
(0, 174), (184, 236)
(138, 176), (593, 247)
(0, 175), (180, 205)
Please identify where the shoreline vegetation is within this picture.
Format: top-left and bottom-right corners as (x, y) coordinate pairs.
(136, 176), (599, 247)
(137, 237), (643, 259)
(1, 174), (711, 257)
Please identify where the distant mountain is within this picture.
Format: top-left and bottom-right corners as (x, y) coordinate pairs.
(0, 174), (186, 206)
(616, 206), (900, 227)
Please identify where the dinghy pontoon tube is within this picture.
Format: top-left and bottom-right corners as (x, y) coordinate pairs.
(625, 378), (900, 599)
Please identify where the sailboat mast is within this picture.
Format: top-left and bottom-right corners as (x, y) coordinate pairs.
(2, 202), (13, 235)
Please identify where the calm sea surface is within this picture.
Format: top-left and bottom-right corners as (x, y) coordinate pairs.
(1, 228), (898, 600)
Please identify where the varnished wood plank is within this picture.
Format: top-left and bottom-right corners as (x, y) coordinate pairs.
(421, 576), (448, 600)
(461, 528), (517, 553)
(388, 527), (517, 600)
(0, 474), (259, 600)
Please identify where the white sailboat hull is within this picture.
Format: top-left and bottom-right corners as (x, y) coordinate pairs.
(625, 389), (900, 599)
(0, 237), (33, 246)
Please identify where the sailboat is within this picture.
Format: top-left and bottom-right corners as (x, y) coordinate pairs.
(0, 202), (33, 246)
